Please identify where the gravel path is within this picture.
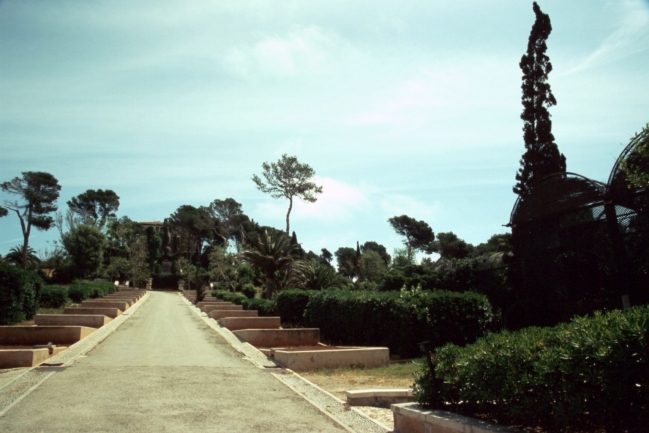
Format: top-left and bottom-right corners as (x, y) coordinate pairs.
(0, 292), (347, 432)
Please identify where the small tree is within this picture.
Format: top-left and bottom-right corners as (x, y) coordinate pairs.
(252, 154), (323, 236)
(620, 123), (649, 190)
(62, 224), (107, 279)
(432, 232), (474, 260)
(1, 171), (61, 269)
(388, 215), (435, 264)
(513, 2), (566, 197)
(207, 198), (244, 249)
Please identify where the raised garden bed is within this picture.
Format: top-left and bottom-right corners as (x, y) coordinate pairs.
(271, 345), (389, 372)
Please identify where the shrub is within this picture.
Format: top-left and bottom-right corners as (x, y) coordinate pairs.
(241, 283), (256, 299)
(211, 290), (246, 305)
(413, 305), (649, 432)
(304, 288), (494, 357)
(40, 285), (70, 308)
(0, 263), (43, 325)
(379, 265), (438, 291)
(67, 281), (115, 303)
(275, 289), (315, 326)
(241, 298), (277, 316)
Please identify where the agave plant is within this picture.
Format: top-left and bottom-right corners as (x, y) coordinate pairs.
(242, 230), (302, 299)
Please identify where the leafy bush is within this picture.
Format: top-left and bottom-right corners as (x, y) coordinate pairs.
(67, 281), (115, 303)
(0, 263), (43, 325)
(241, 283), (256, 299)
(413, 305), (649, 432)
(304, 288), (494, 357)
(40, 285), (70, 308)
(213, 289), (276, 315)
(241, 298), (277, 316)
(379, 265), (438, 291)
(211, 290), (246, 305)
(275, 289), (315, 326)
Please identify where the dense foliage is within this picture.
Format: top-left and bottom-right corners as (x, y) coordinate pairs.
(0, 263), (43, 324)
(67, 281), (116, 303)
(304, 288), (494, 357)
(413, 305), (649, 432)
(40, 285), (70, 308)
(274, 289), (316, 326)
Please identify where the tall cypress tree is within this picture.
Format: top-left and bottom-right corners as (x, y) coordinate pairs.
(514, 2), (566, 197)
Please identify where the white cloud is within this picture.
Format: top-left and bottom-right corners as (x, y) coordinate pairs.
(561, 0), (649, 76)
(224, 26), (351, 78)
(254, 176), (371, 223)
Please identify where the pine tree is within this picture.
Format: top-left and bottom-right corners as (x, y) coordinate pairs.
(514, 2), (566, 197)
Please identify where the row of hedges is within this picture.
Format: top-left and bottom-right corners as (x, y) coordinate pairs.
(413, 305), (649, 432)
(0, 263), (43, 325)
(67, 281), (116, 303)
(210, 290), (276, 316)
(40, 285), (70, 308)
(304, 288), (495, 357)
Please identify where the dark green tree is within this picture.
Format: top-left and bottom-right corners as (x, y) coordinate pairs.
(67, 189), (120, 228)
(388, 215), (435, 264)
(320, 248), (333, 264)
(620, 122), (649, 190)
(514, 2), (566, 197)
(433, 232), (474, 260)
(207, 198), (244, 249)
(361, 241), (391, 267)
(169, 205), (212, 263)
(1, 171), (61, 269)
(62, 224), (107, 279)
(252, 154), (323, 236)
(335, 247), (359, 279)
(145, 226), (162, 273)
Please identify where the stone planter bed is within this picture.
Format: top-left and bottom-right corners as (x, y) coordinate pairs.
(270, 345), (389, 372)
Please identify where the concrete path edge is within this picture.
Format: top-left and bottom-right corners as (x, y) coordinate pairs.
(0, 292), (151, 417)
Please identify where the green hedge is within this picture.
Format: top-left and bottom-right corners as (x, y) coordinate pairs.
(241, 298), (277, 316)
(212, 290), (276, 316)
(304, 289), (494, 357)
(413, 305), (649, 431)
(0, 263), (43, 325)
(40, 285), (70, 308)
(67, 281), (116, 303)
(275, 289), (316, 326)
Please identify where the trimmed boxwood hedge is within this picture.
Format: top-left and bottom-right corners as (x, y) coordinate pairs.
(211, 290), (276, 316)
(274, 289), (316, 326)
(413, 305), (649, 432)
(67, 281), (116, 303)
(40, 285), (70, 308)
(304, 289), (495, 357)
(0, 263), (43, 325)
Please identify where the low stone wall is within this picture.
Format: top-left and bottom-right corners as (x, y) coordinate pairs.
(0, 349), (50, 369)
(0, 326), (96, 345)
(232, 328), (320, 348)
(208, 310), (258, 320)
(218, 317), (280, 331)
(64, 307), (121, 319)
(391, 403), (518, 433)
(346, 389), (412, 408)
(272, 346), (389, 372)
(201, 304), (242, 313)
(35, 314), (111, 328)
(80, 300), (129, 311)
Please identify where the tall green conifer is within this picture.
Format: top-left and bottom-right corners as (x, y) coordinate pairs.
(514, 2), (566, 197)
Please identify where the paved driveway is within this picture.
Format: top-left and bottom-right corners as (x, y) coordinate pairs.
(0, 291), (346, 432)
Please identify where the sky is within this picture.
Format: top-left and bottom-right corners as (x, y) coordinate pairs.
(1, 0), (648, 262)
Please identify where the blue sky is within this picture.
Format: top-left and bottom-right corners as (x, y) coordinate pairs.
(1, 0), (648, 261)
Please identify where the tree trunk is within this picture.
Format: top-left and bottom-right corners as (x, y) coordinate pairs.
(285, 195), (293, 236)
